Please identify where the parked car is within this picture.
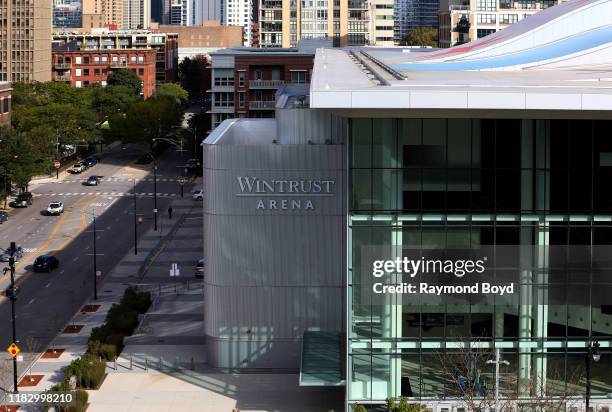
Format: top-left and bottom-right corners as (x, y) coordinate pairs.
(69, 163), (86, 174)
(33, 255), (59, 272)
(192, 190), (203, 201)
(0, 211), (7, 224)
(83, 157), (98, 168)
(13, 192), (33, 208)
(194, 258), (204, 278)
(85, 175), (99, 186)
(0, 245), (23, 262)
(47, 202), (64, 215)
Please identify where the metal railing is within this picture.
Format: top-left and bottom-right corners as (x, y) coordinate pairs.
(249, 79), (285, 89)
(249, 100), (276, 110)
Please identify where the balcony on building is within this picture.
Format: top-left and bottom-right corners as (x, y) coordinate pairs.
(55, 74), (71, 81)
(249, 100), (276, 110)
(54, 62), (72, 69)
(249, 79), (285, 89)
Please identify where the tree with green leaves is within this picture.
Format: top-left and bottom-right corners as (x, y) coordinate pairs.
(178, 55), (209, 99)
(92, 85), (140, 122)
(154, 83), (189, 106)
(400, 27), (438, 47)
(107, 69), (143, 95)
(111, 95), (182, 148)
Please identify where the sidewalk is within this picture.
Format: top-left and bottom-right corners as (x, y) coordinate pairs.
(2, 178), (203, 411)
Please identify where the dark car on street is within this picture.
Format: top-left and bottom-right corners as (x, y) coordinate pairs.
(85, 175), (99, 186)
(0, 211), (7, 224)
(83, 157), (98, 168)
(33, 255), (60, 272)
(13, 192), (33, 208)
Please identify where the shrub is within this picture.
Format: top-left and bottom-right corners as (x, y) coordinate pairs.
(120, 287), (151, 314)
(65, 354), (106, 389)
(89, 323), (113, 344)
(106, 305), (139, 334)
(45, 384), (88, 412)
(87, 339), (118, 361)
(105, 333), (124, 352)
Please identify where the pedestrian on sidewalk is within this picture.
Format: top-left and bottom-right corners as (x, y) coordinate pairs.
(168, 206), (173, 219)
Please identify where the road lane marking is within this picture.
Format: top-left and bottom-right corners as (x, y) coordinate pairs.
(45, 282), (51, 288)
(28, 298), (35, 305)
(73, 257), (79, 261)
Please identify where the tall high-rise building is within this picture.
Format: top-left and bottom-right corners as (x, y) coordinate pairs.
(438, 0), (563, 48)
(123, 0), (150, 28)
(371, 0), (394, 45)
(258, 0), (370, 48)
(394, 0), (439, 43)
(79, 0), (123, 28)
(53, 0), (83, 28)
(194, 0), (222, 25)
(166, 0), (196, 25)
(223, 0), (252, 45)
(0, 0), (52, 81)
(81, 0), (104, 28)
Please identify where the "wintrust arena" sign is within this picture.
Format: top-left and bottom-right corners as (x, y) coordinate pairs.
(236, 176), (336, 210)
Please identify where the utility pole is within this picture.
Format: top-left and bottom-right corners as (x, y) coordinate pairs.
(6, 242), (19, 393)
(486, 348), (509, 412)
(153, 157), (157, 231)
(133, 179), (138, 255)
(93, 213), (98, 300)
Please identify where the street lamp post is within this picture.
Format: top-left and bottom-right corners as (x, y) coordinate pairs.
(486, 348), (510, 412)
(133, 179), (138, 255)
(93, 213), (98, 300)
(2, 242), (20, 393)
(153, 158), (157, 231)
(586, 338), (601, 411)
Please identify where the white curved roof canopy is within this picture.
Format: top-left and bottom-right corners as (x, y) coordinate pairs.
(310, 0), (612, 113)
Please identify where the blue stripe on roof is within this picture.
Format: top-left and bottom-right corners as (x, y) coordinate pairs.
(389, 25), (612, 72)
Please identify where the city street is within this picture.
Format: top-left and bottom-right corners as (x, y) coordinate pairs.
(0, 144), (196, 389)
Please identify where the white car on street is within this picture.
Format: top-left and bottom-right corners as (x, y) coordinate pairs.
(69, 163), (86, 174)
(192, 190), (203, 201)
(47, 202), (64, 215)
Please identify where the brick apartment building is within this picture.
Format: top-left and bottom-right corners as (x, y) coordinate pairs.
(53, 30), (178, 83)
(208, 40), (325, 130)
(0, 82), (11, 126)
(52, 46), (157, 98)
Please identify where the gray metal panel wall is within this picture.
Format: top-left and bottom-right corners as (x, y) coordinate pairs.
(203, 143), (346, 369)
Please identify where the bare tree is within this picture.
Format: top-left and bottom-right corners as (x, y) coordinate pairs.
(437, 339), (583, 411)
(24, 336), (39, 381)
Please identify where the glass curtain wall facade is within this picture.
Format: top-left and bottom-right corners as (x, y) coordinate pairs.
(347, 118), (612, 404)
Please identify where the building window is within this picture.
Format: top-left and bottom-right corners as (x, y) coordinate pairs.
(499, 13), (518, 24)
(477, 28), (497, 38)
(138, 55), (144, 63)
(83, 68), (90, 76)
(2, 98), (9, 114)
(75, 80), (82, 88)
(477, 0), (495, 11)
(254, 69), (263, 80)
(238, 91), (245, 108)
(75, 56), (82, 64)
(131, 55), (137, 64)
(101, 55), (108, 63)
(213, 92), (234, 107)
(290, 70), (307, 83)
(83, 56), (90, 64)
(477, 13), (496, 24)
(238, 70), (246, 87)
(94, 56), (100, 64)
(75, 68), (82, 76)
(213, 68), (235, 87)
(138, 68), (144, 75)
(94, 68), (101, 76)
